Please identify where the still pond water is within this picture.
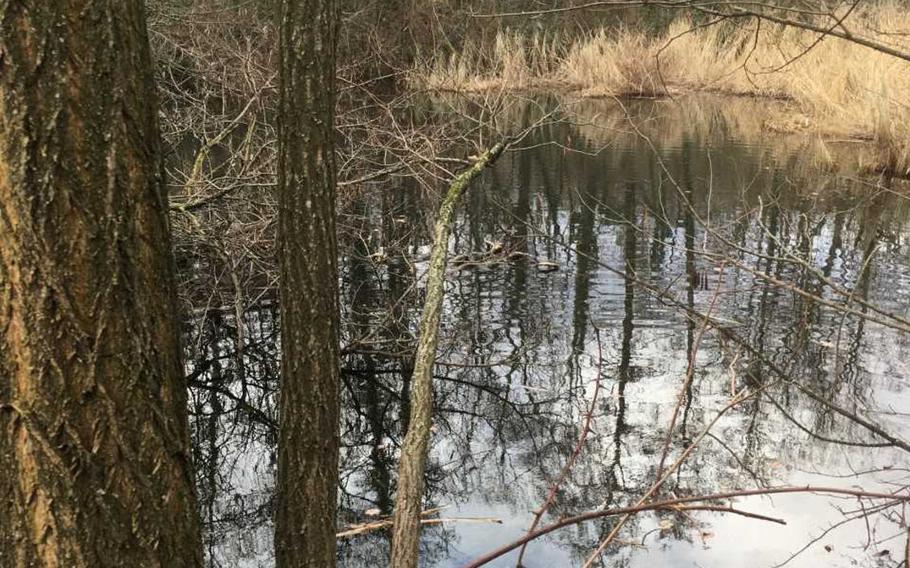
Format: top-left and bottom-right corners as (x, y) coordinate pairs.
(187, 97), (910, 568)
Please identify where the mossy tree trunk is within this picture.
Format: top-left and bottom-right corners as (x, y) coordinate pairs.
(275, 1), (341, 567)
(0, 2), (203, 567)
(390, 142), (505, 568)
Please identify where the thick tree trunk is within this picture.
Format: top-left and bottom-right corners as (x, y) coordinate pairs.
(275, 1), (341, 567)
(0, 2), (203, 567)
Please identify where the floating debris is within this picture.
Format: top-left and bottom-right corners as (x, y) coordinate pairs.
(536, 260), (559, 273)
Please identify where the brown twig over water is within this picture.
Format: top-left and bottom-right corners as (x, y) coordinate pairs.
(655, 268), (725, 478)
(463, 486), (910, 568)
(582, 388), (759, 567)
(514, 324), (606, 566)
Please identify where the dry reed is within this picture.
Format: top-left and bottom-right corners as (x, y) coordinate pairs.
(415, 3), (910, 174)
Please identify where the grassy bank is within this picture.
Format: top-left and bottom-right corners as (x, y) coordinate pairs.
(415, 4), (910, 175)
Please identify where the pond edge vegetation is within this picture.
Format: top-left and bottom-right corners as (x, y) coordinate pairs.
(413, 3), (910, 176)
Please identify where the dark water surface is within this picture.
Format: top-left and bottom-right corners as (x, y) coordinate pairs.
(187, 97), (910, 568)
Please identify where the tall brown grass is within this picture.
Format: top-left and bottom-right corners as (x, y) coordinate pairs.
(415, 4), (910, 174)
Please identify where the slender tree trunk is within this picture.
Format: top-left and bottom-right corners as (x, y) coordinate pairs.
(275, 1), (341, 567)
(0, 2), (203, 567)
(390, 143), (504, 568)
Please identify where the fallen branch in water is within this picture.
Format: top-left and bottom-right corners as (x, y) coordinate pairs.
(462, 486), (910, 568)
(338, 514), (502, 539)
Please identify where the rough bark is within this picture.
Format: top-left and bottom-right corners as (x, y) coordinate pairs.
(390, 142), (505, 568)
(274, 1), (341, 567)
(0, 2), (203, 567)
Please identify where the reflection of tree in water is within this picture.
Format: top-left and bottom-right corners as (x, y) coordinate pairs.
(181, 99), (910, 567)
(185, 302), (279, 566)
